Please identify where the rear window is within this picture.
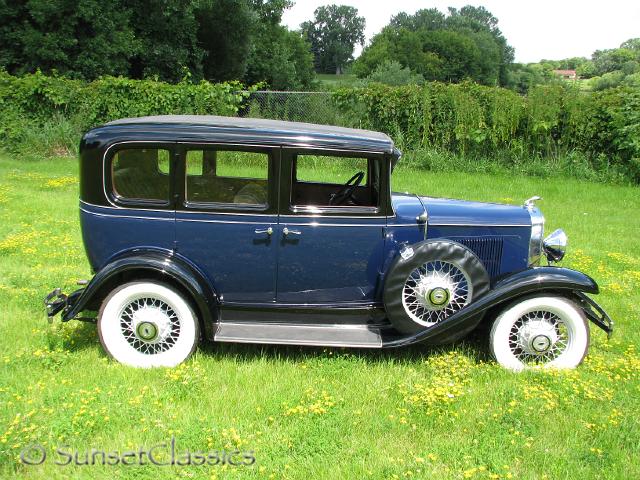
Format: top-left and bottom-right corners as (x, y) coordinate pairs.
(111, 148), (170, 201)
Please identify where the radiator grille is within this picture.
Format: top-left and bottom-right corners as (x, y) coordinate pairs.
(453, 237), (504, 278)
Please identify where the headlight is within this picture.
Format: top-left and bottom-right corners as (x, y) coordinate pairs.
(543, 229), (568, 263)
(527, 206), (545, 265)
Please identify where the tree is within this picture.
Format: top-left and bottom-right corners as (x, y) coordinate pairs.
(0, 0), (315, 89)
(197, 0), (253, 82)
(0, 0), (137, 78)
(364, 60), (424, 86)
(353, 6), (513, 86)
(389, 8), (445, 31)
(301, 4), (365, 74)
(127, 0), (203, 82)
(445, 6), (513, 85)
(505, 63), (555, 94)
(248, 0), (291, 24)
(244, 0), (314, 89)
(621, 38), (640, 51)
(592, 47), (637, 76)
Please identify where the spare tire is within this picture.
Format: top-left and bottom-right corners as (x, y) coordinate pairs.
(383, 239), (490, 334)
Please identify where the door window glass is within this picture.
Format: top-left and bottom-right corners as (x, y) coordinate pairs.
(185, 150), (268, 206)
(292, 154), (378, 208)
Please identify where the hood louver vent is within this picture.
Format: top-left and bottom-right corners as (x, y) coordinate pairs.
(453, 237), (504, 278)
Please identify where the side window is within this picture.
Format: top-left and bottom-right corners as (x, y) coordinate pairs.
(296, 155), (368, 184)
(112, 148), (171, 202)
(292, 154), (379, 209)
(185, 149), (269, 206)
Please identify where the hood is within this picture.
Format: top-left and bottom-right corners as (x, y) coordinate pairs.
(421, 196), (531, 226)
(391, 193), (532, 226)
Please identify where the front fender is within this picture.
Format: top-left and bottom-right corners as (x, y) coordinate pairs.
(382, 267), (600, 348)
(62, 249), (219, 340)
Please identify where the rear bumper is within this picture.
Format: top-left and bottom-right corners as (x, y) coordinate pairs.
(44, 287), (85, 322)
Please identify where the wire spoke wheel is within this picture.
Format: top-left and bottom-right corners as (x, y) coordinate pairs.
(508, 310), (569, 365)
(401, 260), (473, 326)
(119, 296), (182, 355)
(98, 282), (199, 368)
(490, 296), (589, 371)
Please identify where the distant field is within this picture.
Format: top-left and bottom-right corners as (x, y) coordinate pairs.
(316, 73), (359, 88)
(1, 154), (639, 479)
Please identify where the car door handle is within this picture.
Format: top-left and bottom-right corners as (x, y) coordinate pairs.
(282, 227), (301, 236)
(254, 227), (273, 235)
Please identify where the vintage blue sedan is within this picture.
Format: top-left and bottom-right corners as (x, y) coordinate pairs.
(45, 115), (612, 369)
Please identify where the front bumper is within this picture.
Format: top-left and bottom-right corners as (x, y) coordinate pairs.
(575, 291), (614, 338)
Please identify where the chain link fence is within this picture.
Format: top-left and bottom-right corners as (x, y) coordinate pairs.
(239, 90), (359, 127)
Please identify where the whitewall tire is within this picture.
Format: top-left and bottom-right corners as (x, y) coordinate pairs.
(98, 281), (199, 368)
(490, 296), (589, 371)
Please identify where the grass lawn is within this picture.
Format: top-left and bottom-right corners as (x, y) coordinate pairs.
(1, 153), (639, 479)
(316, 73), (360, 89)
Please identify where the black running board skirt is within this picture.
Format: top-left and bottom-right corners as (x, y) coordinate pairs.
(214, 322), (384, 348)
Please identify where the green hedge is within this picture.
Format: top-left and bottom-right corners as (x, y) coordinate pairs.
(333, 82), (640, 182)
(1, 72), (638, 183)
(0, 71), (250, 152)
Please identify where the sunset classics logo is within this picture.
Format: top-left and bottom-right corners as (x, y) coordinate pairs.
(19, 436), (255, 467)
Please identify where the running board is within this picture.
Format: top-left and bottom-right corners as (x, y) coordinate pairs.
(214, 322), (384, 348)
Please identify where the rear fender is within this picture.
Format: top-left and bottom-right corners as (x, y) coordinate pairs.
(62, 249), (219, 341)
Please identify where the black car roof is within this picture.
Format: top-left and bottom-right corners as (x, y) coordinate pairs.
(92, 115), (395, 154)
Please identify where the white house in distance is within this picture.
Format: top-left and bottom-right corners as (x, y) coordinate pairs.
(552, 69), (578, 80)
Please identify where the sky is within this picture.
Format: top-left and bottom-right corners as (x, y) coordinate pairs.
(282, 0), (640, 63)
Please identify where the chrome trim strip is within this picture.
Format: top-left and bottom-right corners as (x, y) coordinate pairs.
(81, 200), (390, 221)
(280, 214), (385, 219)
(428, 222), (530, 227)
(176, 141), (281, 149)
(527, 206), (545, 265)
(80, 207), (173, 221)
(214, 322), (383, 348)
(222, 302), (383, 309)
(80, 200), (277, 217)
(176, 218), (277, 225)
(218, 322), (379, 330)
(82, 203), (384, 227)
(289, 205), (382, 216)
(280, 223), (384, 227)
(214, 337), (382, 348)
(82, 207), (275, 225)
(175, 142), (388, 155)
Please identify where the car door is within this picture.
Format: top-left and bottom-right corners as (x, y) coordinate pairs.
(275, 149), (387, 304)
(174, 144), (279, 303)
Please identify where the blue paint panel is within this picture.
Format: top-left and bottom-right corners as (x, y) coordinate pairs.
(420, 196), (531, 226)
(387, 193), (531, 280)
(80, 202), (174, 272)
(80, 185), (533, 308)
(426, 225), (530, 278)
(175, 211), (278, 303)
(389, 192), (424, 225)
(276, 216), (385, 303)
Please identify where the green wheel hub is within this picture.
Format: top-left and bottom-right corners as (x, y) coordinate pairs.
(136, 321), (159, 342)
(428, 287), (450, 307)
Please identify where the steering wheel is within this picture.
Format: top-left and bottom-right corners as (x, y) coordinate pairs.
(329, 171), (365, 206)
